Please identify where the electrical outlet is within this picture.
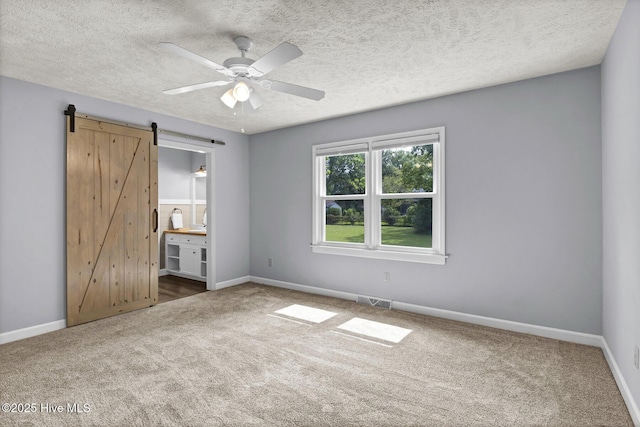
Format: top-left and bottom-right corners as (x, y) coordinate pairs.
(268, 257), (273, 267)
(384, 272), (391, 282)
(634, 345), (639, 370)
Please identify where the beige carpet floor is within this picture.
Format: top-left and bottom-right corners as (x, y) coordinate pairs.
(0, 283), (633, 426)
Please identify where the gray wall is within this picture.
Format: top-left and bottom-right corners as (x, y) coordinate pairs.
(250, 66), (602, 334)
(0, 76), (250, 334)
(602, 0), (640, 412)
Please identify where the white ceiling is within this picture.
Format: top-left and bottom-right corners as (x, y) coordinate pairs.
(0, 0), (626, 135)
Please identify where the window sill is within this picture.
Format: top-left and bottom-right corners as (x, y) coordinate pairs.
(311, 244), (447, 265)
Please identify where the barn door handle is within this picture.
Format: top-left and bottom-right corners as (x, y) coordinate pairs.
(153, 208), (158, 232)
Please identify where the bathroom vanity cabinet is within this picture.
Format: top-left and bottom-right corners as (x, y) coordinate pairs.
(165, 231), (207, 282)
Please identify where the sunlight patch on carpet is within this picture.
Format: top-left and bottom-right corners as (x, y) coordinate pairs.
(274, 304), (338, 324)
(337, 317), (412, 343)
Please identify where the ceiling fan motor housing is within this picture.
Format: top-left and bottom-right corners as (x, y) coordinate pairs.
(222, 56), (255, 76)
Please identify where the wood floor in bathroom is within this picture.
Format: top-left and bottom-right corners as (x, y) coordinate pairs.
(158, 275), (208, 304)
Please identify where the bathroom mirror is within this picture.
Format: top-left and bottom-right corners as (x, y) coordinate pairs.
(191, 173), (207, 226)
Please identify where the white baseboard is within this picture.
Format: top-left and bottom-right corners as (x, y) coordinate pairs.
(0, 319), (66, 345)
(216, 275), (251, 290)
(394, 301), (602, 347)
(159, 268), (168, 276)
(601, 338), (640, 426)
(251, 276), (357, 302)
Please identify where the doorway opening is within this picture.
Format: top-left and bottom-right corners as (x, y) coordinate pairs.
(157, 139), (216, 299)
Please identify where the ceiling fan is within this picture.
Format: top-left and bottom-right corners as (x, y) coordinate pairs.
(160, 36), (325, 110)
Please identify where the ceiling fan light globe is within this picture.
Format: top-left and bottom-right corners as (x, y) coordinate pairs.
(233, 81), (251, 102)
(221, 89), (237, 108)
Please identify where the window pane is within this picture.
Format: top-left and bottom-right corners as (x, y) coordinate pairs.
(382, 144), (433, 193)
(381, 198), (432, 248)
(325, 200), (364, 244)
(325, 153), (366, 195)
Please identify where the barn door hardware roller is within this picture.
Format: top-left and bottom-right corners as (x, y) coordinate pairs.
(64, 104), (77, 132)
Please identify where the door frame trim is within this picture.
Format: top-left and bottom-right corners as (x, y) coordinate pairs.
(158, 139), (216, 291)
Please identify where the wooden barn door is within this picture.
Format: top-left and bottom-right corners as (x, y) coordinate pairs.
(66, 116), (158, 327)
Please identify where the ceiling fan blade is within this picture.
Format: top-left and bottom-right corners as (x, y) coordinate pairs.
(248, 90), (263, 110)
(247, 42), (302, 77)
(162, 81), (231, 95)
(262, 80), (325, 101)
(160, 42), (235, 78)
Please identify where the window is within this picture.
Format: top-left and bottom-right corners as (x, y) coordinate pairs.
(312, 127), (446, 264)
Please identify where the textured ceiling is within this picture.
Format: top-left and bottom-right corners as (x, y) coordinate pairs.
(0, 0), (626, 134)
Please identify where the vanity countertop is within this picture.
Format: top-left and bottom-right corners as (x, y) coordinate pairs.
(164, 229), (207, 236)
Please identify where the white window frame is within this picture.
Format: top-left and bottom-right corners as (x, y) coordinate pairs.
(311, 127), (446, 265)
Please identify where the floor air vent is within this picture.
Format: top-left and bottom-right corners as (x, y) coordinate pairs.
(357, 295), (392, 309)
